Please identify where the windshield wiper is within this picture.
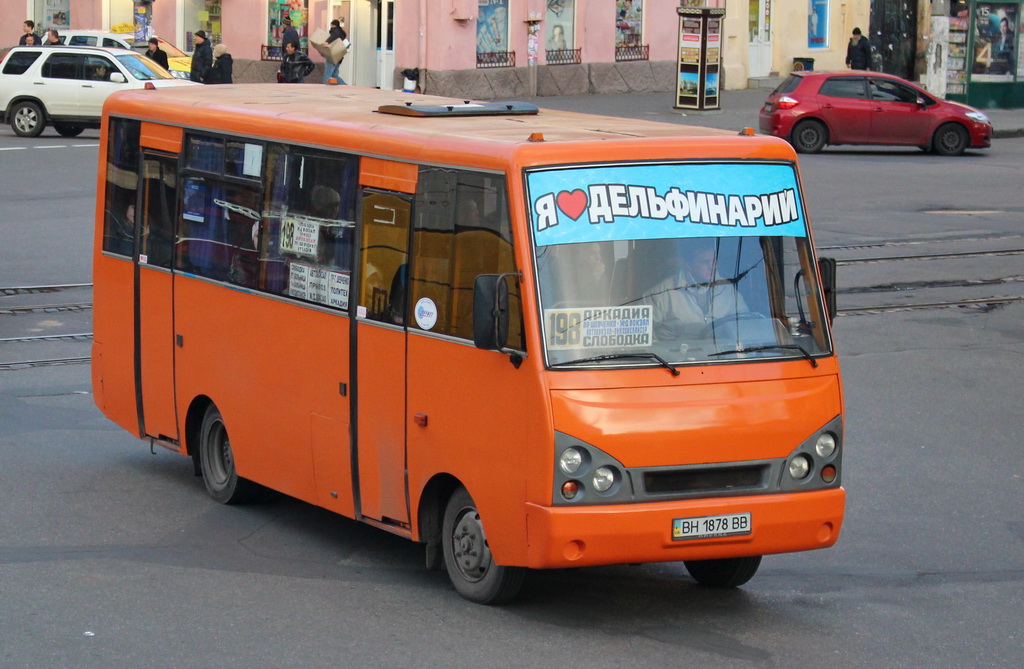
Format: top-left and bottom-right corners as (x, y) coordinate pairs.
(554, 353), (680, 376)
(708, 345), (818, 368)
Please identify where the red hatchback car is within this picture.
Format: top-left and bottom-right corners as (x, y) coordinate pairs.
(759, 71), (992, 155)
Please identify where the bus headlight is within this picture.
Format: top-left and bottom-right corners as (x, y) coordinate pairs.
(788, 455), (811, 480)
(592, 466), (616, 493)
(815, 433), (837, 458)
(559, 448), (584, 475)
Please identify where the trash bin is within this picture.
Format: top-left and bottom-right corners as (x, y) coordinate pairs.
(792, 57), (815, 72)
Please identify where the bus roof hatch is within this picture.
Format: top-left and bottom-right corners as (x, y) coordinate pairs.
(377, 101), (539, 117)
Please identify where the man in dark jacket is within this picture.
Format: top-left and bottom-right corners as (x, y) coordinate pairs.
(147, 38), (169, 70)
(845, 27), (872, 70)
(278, 41), (315, 83)
(206, 44), (233, 84)
(190, 30), (213, 82)
(19, 20), (38, 45)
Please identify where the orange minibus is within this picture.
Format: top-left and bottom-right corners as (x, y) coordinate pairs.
(92, 84), (844, 604)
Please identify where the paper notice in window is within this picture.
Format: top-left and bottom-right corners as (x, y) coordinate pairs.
(280, 217), (319, 258)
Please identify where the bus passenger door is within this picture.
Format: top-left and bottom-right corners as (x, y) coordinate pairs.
(354, 189), (412, 525)
(135, 151), (179, 441)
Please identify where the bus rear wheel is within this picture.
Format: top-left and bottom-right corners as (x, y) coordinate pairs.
(684, 555), (762, 588)
(442, 487), (525, 604)
(198, 404), (261, 504)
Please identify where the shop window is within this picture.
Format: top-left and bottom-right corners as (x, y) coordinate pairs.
(260, 144), (359, 310)
(615, 0), (648, 61)
(546, 0), (580, 65)
(410, 167), (524, 350)
(102, 118), (141, 257)
(478, 0), (513, 68)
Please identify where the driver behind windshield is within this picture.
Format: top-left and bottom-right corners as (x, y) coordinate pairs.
(643, 238), (747, 341)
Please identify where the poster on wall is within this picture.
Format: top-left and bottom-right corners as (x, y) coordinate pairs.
(478, 0), (509, 53)
(44, 0), (70, 30)
(546, 0), (575, 51)
(807, 0), (829, 49)
(134, 3), (151, 42)
(972, 3), (1016, 81)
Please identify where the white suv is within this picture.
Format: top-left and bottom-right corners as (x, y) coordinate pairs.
(0, 45), (197, 137)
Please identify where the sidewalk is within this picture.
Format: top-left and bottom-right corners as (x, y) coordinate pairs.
(528, 88), (1024, 139)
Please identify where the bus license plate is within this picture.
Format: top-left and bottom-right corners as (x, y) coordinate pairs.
(672, 513), (751, 541)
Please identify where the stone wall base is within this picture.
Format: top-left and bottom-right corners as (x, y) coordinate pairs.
(231, 59), (324, 84)
(420, 60), (679, 99)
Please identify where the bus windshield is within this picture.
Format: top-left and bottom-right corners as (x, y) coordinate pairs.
(528, 162), (831, 368)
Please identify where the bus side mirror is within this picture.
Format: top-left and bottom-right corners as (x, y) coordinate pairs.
(473, 273), (510, 351)
(818, 257), (837, 324)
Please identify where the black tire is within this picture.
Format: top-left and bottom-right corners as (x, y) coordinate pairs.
(932, 123), (969, 156)
(198, 404), (261, 504)
(10, 101), (45, 138)
(684, 555), (762, 588)
(790, 119), (827, 154)
(442, 486), (526, 604)
(54, 124), (84, 138)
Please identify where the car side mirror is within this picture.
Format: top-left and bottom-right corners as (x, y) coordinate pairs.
(916, 96), (926, 108)
(818, 257), (837, 324)
(110, 72), (127, 84)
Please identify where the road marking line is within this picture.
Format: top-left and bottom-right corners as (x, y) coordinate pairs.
(0, 147), (27, 151)
(36, 145), (67, 149)
(73, 143), (100, 147)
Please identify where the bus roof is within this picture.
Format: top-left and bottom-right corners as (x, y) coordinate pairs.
(103, 84), (792, 169)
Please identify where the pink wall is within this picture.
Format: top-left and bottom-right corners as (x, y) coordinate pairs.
(395, 0), (685, 72)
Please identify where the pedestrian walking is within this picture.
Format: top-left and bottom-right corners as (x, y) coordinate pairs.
(281, 17), (300, 52)
(190, 30), (213, 83)
(322, 19), (348, 84)
(845, 27), (872, 71)
(206, 44), (234, 84)
(146, 37), (169, 70)
(43, 29), (60, 46)
(278, 40), (315, 83)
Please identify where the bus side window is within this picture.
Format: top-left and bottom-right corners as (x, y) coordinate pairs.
(102, 118), (140, 257)
(260, 144), (358, 308)
(175, 176), (261, 287)
(410, 167), (524, 350)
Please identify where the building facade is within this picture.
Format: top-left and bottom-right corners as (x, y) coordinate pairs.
(4, 1), (874, 97)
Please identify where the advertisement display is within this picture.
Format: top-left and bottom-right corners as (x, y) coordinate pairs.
(808, 0), (829, 49)
(675, 7), (725, 110)
(972, 2), (1017, 80)
(44, 0), (70, 30)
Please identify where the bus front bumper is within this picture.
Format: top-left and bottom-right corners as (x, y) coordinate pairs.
(524, 488), (844, 569)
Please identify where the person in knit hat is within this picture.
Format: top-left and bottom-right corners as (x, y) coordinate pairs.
(190, 30), (213, 82)
(206, 43), (234, 84)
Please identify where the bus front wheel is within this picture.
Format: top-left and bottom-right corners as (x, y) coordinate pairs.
(442, 487), (526, 604)
(198, 404), (261, 505)
(684, 556), (762, 588)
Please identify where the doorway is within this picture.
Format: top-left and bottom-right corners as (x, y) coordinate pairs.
(748, 0), (773, 78)
(338, 0), (395, 89)
(869, 0), (918, 79)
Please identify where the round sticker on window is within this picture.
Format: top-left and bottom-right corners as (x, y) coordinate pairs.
(414, 297), (438, 330)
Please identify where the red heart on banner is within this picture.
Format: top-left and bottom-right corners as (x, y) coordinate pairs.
(556, 189), (588, 220)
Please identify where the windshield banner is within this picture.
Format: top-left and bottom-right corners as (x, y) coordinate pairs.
(528, 163), (806, 246)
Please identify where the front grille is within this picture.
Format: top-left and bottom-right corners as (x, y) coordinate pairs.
(644, 465), (768, 495)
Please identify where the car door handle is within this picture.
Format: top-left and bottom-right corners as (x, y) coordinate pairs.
(873, 107), (884, 112)
(33, 81), (45, 85)
(821, 103), (833, 109)
(82, 84), (94, 88)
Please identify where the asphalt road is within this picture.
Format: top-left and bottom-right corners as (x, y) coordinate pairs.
(1, 119), (1022, 668)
